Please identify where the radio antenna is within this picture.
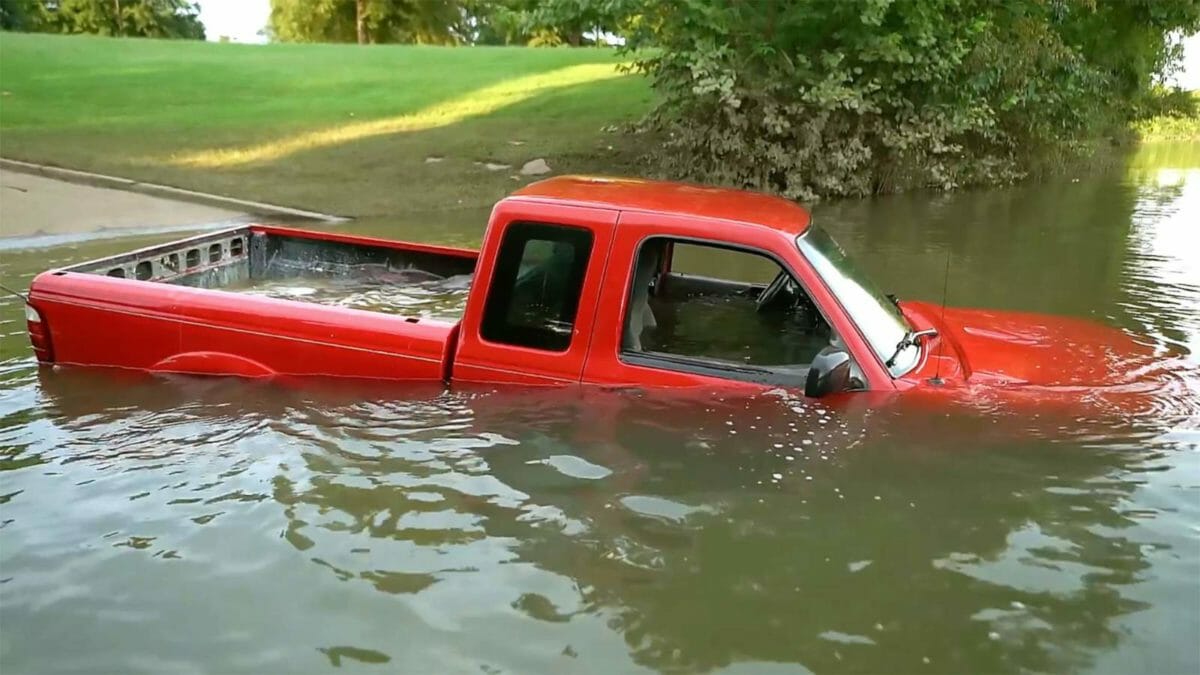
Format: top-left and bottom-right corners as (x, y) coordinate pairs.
(0, 282), (29, 304)
(931, 249), (950, 385)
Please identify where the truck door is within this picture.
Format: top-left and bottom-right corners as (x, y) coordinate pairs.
(580, 211), (890, 392)
(452, 201), (618, 385)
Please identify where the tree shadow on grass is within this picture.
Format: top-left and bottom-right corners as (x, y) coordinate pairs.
(128, 73), (654, 221)
(0, 61), (653, 235)
(164, 63), (638, 170)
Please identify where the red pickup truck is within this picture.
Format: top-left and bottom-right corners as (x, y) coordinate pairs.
(25, 175), (1164, 403)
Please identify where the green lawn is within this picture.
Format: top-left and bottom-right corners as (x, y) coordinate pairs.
(0, 33), (654, 215)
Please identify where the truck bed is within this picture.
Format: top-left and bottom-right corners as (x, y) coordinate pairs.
(29, 225), (479, 380)
(63, 225), (476, 320)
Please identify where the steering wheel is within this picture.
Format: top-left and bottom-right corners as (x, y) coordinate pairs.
(756, 271), (793, 313)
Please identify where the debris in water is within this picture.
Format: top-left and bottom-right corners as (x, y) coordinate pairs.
(521, 158), (552, 175)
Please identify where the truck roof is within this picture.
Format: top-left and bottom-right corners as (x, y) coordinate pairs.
(509, 175), (812, 236)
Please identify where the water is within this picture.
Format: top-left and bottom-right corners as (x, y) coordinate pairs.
(1, 144), (1198, 674)
(235, 272), (473, 322)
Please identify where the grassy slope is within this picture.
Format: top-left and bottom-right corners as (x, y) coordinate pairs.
(0, 33), (653, 216)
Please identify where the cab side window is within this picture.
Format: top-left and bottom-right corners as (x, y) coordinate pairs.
(621, 238), (842, 385)
(481, 222), (593, 352)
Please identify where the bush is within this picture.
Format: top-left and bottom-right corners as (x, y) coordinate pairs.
(624, 0), (1200, 200)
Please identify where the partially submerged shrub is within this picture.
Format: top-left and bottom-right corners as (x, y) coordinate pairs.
(624, 0), (1200, 200)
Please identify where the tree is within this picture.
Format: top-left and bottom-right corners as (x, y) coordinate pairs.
(265, 0), (632, 46)
(469, 0), (635, 46)
(116, 0), (205, 39)
(3, 0), (205, 38)
(268, 0), (464, 45)
(0, 0), (47, 30)
(356, 0), (367, 43)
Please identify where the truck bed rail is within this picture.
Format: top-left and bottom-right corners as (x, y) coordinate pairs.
(61, 225), (477, 290)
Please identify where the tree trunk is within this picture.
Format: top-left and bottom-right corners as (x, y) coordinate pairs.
(113, 0), (122, 36)
(356, 0), (367, 44)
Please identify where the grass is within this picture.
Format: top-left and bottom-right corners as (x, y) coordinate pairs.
(0, 33), (654, 216)
(1133, 92), (1200, 142)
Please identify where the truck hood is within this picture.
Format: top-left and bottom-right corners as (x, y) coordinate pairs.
(905, 302), (1160, 388)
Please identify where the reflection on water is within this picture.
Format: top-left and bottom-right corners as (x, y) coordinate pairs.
(1123, 162), (1200, 357)
(235, 272), (473, 321)
(1, 143), (1198, 674)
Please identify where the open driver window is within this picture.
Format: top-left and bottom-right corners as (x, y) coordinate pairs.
(620, 238), (843, 386)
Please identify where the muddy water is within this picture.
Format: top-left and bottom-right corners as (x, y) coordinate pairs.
(234, 273), (473, 322)
(1, 144), (1198, 674)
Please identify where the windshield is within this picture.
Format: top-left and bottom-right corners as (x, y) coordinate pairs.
(796, 226), (918, 377)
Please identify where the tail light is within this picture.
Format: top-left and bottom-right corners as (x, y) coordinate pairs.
(26, 304), (54, 363)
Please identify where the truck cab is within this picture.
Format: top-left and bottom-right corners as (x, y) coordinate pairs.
(453, 176), (901, 394)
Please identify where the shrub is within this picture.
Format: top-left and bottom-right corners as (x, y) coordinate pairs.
(624, 0), (1200, 199)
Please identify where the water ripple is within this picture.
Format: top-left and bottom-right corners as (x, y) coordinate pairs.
(1, 148), (1198, 673)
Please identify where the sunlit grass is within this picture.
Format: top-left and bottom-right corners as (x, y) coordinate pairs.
(171, 63), (632, 168)
(1134, 114), (1200, 142)
(1134, 92), (1200, 142)
(0, 34), (654, 217)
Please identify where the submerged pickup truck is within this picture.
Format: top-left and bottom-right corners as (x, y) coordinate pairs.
(25, 175), (1162, 401)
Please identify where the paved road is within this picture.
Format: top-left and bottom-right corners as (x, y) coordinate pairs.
(0, 168), (245, 239)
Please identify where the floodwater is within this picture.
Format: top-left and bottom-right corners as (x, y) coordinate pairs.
(235, 272), (473, 322)
(1, 143), (1198, 674)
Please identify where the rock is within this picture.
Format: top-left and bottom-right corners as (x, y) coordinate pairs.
(520, 158), (551, 176)
(424, 156), (444, 163)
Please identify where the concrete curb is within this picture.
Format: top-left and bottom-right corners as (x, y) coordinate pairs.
(0, 157), (349, 223)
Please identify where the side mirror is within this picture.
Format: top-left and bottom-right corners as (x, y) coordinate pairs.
(805, 346), (853, 398)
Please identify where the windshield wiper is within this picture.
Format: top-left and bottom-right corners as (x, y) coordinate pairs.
(885, 328), (938, 368)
